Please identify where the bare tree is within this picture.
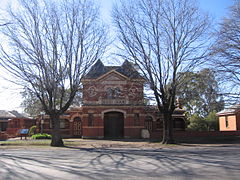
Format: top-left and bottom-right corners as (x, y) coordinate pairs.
(211, 1), (240, 103)
(112, 0), (210, 143)
(0, 0), (108, 146)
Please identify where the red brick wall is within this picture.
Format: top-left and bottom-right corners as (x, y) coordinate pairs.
(82, 72), (144, 105)
(81, 106), (145, 138)
(151, 130), (240, 139)
(6, 118), (36, 137)
(0, 132), (8, 140)
(219, 115), (237, 131)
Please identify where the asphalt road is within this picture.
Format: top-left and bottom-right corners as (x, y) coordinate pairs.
(0, 145), (240, 180)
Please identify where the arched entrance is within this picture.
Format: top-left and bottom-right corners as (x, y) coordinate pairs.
(73, 117), (82, 137)
(104, 112), (124, 138)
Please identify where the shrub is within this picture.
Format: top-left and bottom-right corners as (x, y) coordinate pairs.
(31, 133), (52, 139)
(28, 125), (37, 136)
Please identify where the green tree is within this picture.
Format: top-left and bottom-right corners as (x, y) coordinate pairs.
(21, 88), (43, 117)
(187, 114), (207, 131)
(205, 111), (219, 131)
(177, 69), (223, 131)
(177, 68), (224, 117)
(187, 111), (219, 131)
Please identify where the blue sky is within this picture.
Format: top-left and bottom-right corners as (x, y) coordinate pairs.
(0, 0), (236, 111)
(198, 0), (233, 18)
(99, 0), (234, 22)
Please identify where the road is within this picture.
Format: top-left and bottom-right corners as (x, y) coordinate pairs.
(0, 145), (240, 180)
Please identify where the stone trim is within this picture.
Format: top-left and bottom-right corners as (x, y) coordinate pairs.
(124, 126), (144, 128)
(83, 126), (104, 128)
(101, 109), (127, 119)
(70, 114), (83, 122)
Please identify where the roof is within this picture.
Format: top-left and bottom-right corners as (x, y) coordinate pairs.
(217, 104), (240, 115)
(84, 59), (143, 79)
(0, 110), (15, 118)
(0, 110), (27, 119)
(9, 110), (27, 118)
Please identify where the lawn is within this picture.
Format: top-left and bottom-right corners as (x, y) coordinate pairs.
(0, 139), (80, 147)
(1, 136), (240, 149)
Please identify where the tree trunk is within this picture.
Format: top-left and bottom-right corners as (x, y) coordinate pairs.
(161, 112), (174, 144)
(50, 114), (64, 147)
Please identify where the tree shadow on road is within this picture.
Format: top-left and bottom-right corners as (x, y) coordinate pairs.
(1, 144), (240, 180)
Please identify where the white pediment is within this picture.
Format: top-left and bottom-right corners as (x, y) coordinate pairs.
(104, 74), (123, 81)
(98, 70), (128, 82)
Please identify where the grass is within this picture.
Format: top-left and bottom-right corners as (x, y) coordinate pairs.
(1, 135), (240, 148)
(0, 139), (51, 146)
(0, 139), (81, 147)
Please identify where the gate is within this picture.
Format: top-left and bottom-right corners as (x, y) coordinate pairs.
(104, 112), (124, 138)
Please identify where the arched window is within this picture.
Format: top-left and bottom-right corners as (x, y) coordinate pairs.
(144, 116), (153, 132)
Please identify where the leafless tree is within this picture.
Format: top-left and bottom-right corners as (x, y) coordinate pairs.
(211, 1), (240, 103)
(0, 0), (108, 146)
(112, 0), (210, 143)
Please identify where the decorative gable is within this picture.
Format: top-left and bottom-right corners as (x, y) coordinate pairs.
(98, 71), (128, 83)
(83, 59), (144, 80)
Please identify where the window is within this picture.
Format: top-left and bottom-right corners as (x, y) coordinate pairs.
(134, 113), (140, 126)
(49, 119), (69, 129)
(60, 119), (65, 129)
(88, 113), (94, 126)
(59, 119), (70, 129)
(1, 122), (8, 131)
(225, 116), (229, 128)
(144, 116), (153, 132)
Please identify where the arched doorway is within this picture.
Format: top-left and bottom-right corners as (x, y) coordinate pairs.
(73, 117), (82, 137)
(104, 112), (124, 138)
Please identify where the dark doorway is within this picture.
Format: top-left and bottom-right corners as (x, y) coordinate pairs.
(173, 118), (186, 130)
(104, 112), (124, 138)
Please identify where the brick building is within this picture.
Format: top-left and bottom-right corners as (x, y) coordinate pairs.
(0, 110), (30, 132)
(0, 110), (15, 132)
(217, 104), (240, 131)
(37, 60), (186, 138)
(0, 110), (35, 138)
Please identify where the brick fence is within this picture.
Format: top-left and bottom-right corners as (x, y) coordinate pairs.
(151, 131), (240, 139)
